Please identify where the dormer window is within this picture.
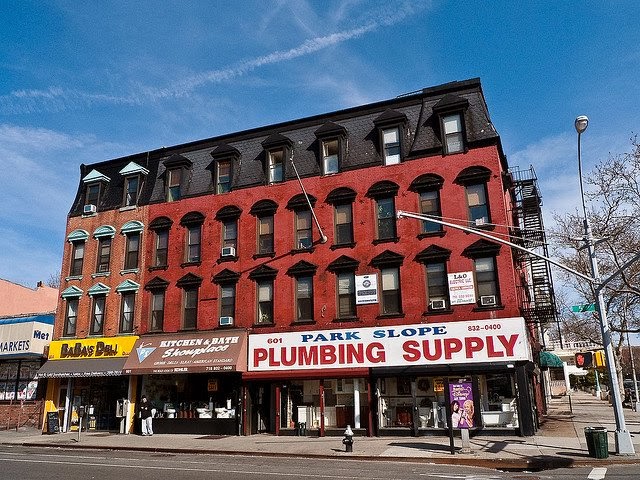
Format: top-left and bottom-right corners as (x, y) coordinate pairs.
(433, 94), (469, 155)
(267, 149), (284, 184)
(382, 128), (400, 165)
(119, 161), (149, 207)
(442, 113), (463, 154)
(82, 169), (110, 213)
(167, 168), (182, 201)
(261, 133), (292, 185)
(373, 109), (407, 166)
(315, 122), (347, 175)
(209, 143), (240, 194)
(163, 154), (192, 202)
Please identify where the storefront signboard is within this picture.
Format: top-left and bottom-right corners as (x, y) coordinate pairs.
(123, 331), (248, 374)
(249, 317), (531, 371)
(48, 336), (138, 360)
(355, 274), (378, 305)
(0, 315), (54, 357)
(447, 272), (476, 305)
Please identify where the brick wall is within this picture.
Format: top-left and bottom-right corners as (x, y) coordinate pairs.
(0, 401), (44, 430)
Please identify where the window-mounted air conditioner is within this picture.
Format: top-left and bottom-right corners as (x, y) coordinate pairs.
(221, 246), (236, 257)
(219, 316), (234, 326)
(430, 299), (447, 310)
(474, 217), (486, 226)
(480, 295), (497, 306)
(84, 204), (97, 214)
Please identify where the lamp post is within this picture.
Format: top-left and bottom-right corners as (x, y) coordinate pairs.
(575, 115), (635, 454)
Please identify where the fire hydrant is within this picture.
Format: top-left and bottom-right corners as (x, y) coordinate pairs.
(342, 425), (354, 452)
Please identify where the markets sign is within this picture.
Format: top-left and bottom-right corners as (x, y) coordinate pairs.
(0, 316), (54, 357)
(48, 336), (138, 360)
(248, 317), (531, 371)
(448, 271), (476, 305)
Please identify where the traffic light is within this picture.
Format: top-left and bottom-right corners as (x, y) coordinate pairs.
(594, 350), (606, 368)
(575, 351), (593, 368)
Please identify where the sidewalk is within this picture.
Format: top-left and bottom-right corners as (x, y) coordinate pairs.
(2, 390), (639, 471)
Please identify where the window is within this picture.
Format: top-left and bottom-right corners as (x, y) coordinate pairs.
(154, 230), (168, 267)
(186, 224), (201, 263)
(442, 113), (464, 154)
(258, 215), (274, 254)
(217, 160), (232, 194)
(420, 190), (442, 233)
(86, 183), (100, 207)
(64, 298), (78, 337)
(120, 292), (135, 333)
(220, 285), (236, 319)
(466, 183), (490, 226)
(376, 197), (396, 240)
(96, 237), (112, 273)
(124, 232), (140, 270)
(295, 210), (312, 249)
(124, 176), (140, 206)
(337, 272), (356, 318)
(268, 149), (284, 184)
(426, 262), (449, 310)
(380, 267), (401, 315)
(222, 219), (237, 250)
(150, 291), (165, 331)
(382, 127), (401, 165)
(475, 257), (499, 305)
(167, 168), (182, 202)
(334, 203), (353, 245)
(295, 276), (314, 322)
(322, 139), (339, 175)
(257, 280), (274, 324)
(70, 241), (85, 276)
(183, 288), (198, 329)
(90, 296), (105, 335)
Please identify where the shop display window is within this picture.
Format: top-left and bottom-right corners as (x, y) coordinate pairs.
(479, 373), (518, 428)
(0, 361), (39, 401)
(378, 376), (448, 429)
(142, 374), (239, 420)
(280, 378), (368, 430)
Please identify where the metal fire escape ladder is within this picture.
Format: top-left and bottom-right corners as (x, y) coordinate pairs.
(509, 166), (558, 327)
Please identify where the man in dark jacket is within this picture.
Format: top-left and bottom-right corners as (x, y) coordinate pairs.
(139, 395), (153, 436)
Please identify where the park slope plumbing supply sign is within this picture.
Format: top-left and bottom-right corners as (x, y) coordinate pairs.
(249, 317), (531, 371)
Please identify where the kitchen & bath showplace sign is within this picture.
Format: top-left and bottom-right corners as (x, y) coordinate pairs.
(248, 317), (531, 371)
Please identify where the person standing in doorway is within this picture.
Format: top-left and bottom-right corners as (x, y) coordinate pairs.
(139, 395), (153, 436)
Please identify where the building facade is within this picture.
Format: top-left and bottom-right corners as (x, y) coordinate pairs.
(0, 279), (57, 429)
(44, 78), (554, 437)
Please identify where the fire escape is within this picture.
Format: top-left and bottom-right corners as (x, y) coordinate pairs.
(509, 166), (558, 343)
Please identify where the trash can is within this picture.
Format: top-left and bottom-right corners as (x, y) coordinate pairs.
(584, 427), (595, 457)
(592, 427), (609, 459)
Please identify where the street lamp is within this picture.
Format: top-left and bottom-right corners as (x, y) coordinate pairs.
(575, 115), (635, 455)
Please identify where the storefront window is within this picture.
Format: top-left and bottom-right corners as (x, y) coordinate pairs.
(479, 373), (519, 428)
(280, 378), (368, 430)
(0, 361), (39, 401)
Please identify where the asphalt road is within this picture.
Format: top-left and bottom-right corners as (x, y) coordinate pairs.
(0, 445), (638, 480)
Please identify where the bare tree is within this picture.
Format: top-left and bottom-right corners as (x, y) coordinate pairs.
(46, 272), (60, 289)
(551, 137), (640, 389)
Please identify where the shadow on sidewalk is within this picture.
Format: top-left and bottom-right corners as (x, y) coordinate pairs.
(389, 441), (455, 453)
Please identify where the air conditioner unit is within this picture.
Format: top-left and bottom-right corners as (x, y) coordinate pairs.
(83, 204), (97, 214)
(221, 246), (236, 257)
(219, 316), (234, 326)
(480, 295), (497, 306)
(474, 217), (486, 226)
(430, 299), (447, 310)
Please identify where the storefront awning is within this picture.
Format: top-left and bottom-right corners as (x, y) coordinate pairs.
(123, 330), (248, 375)
(35, 357), (128, 378)
(539, 351), (564, 368)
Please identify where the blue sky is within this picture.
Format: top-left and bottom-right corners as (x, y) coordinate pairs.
(1, 1), (638, 289)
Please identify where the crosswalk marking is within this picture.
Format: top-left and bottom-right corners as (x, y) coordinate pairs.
(588, 467), (607, 480)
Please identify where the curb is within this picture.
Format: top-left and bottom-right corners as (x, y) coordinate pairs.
(15, 442), (640, 471)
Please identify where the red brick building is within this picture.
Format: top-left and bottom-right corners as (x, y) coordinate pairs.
(43, 78), (555, 437)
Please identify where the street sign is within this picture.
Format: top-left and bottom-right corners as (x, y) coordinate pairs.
(571, 304), (596, 313)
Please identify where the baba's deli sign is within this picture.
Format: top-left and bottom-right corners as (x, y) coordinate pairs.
(249, 317), (532, 371)
(48, 336), (138, 360)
